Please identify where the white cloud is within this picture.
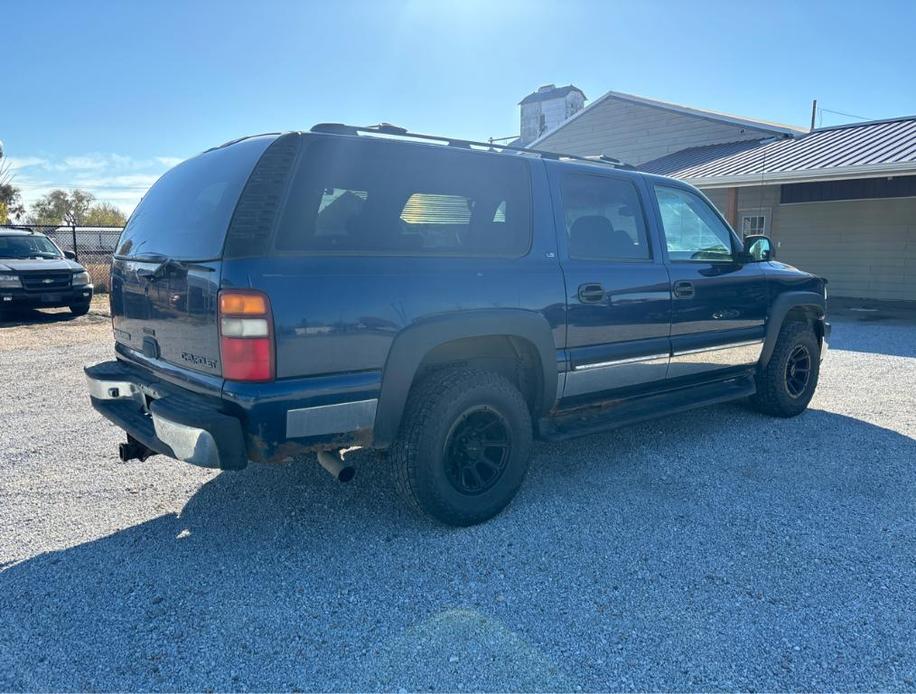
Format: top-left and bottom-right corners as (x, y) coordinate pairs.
(59, 155), (109, 171)
(155, 156), (183, 168)
(3, 151), (181, 217)
(3, 156), (49, 170)
(75, 173), (161, 190)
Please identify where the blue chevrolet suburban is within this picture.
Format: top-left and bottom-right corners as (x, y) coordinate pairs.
(86, 124), (829, 525)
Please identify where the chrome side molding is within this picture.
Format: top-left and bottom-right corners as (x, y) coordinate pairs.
(564, 338), (765, 397)
(565, 352), (670, 397)
(668, 339), (764, 379)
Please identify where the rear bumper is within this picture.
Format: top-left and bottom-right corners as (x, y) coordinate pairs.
(85, 360), (247, 470)
(86, 356), (381, 468)
(1, 285), (93, 308)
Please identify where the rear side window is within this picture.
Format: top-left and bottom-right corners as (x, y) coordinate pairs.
(560, 173), (651, 260)
(116, 135), (275, 261)
(274, 139), (531, 256)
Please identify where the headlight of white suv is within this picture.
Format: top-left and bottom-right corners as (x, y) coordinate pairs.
(0, 273), (22, 288)
(72, 271), (91, 286)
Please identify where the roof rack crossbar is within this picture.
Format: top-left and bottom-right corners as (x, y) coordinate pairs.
(308, 122), (634, 169)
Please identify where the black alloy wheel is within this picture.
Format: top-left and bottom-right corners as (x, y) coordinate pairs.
(785, 344), (812, 398)
(443, 406), (512, 495)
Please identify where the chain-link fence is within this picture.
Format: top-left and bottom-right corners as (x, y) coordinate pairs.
(0, 224), (123, 292)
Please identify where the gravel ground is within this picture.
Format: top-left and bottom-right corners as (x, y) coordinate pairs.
(1, 307), (915, 691)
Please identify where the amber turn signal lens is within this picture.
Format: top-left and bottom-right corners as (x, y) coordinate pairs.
(219, 292), (268, 316)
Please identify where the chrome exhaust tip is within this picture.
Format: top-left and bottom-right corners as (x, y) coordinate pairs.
(316, 450), (356, 483)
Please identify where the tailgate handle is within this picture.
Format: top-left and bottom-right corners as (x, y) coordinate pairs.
(142, 336), (161, 360)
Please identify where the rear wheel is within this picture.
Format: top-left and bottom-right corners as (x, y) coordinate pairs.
(69, 302), (91, 316)
(391, 367), (533, 526)
(750, 321), (820, 417)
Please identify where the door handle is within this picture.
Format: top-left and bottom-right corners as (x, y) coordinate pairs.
(578, 283), (605, 304)
(673, 280), (695, 299)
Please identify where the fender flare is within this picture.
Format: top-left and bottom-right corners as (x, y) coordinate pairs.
(373, 310), (558, 447)
(760, 291), (825, 367)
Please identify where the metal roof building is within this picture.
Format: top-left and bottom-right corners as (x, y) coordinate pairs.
(522, 88), (916, 302)
(640, 116), (916, 187)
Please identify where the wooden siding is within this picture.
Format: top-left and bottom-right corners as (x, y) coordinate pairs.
(703, 186), (779, 228)
(702, 188), (729, 211)
(700, 184), (916, 301)
(773, 197), (916, 301)
(536, 96), (774, 166)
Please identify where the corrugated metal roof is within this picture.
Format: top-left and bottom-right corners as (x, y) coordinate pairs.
(641, 116), (916, 184)
(638, 139), (770, 175)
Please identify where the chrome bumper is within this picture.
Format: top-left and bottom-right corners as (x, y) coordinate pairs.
(150, 412), (220, 468)
(85, 360), (246, 470)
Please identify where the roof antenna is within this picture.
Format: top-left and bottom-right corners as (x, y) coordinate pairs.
(809, 99), (817, 132)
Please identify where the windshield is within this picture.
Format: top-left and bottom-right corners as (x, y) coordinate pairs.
(115, 135), (276, 261)
(0, 235), (62, 259)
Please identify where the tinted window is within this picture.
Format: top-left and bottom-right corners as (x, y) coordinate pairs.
(274, 139), (531, 256)
(116, 135), (275, 261)
(654, 185), (735, 262)
(561, 174), (651, 260)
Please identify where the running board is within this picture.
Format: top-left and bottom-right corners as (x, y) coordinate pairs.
(538, 375), (756, 442)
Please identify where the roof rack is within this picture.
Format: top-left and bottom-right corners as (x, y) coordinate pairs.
(309, 122), (634, 169)
(0, 224), (36, 234)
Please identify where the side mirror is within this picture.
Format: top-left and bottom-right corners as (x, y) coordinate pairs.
(64, 250), (76, 260)
(741, 235), (773, 262)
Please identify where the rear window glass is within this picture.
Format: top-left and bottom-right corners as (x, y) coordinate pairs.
(115, 135), (275, 261)
(274, 138), (531, 256)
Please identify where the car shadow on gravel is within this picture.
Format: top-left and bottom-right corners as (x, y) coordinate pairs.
(2, 407), (915, 691)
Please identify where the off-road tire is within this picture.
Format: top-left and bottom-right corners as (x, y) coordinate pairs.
(69, 302), (91, 316)
(391, 366), (533, 526)
(750, 321), (820, 417)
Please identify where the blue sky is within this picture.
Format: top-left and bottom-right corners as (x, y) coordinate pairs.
(4, 0), (916, 215)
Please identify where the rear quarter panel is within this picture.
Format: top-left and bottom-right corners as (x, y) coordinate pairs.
(221, 253), (565, 381)
(220, 155), (567, 384)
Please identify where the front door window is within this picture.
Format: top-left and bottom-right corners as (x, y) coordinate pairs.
(654, 185), (735, 262)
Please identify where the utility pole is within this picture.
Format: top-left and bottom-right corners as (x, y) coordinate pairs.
(810, 99), (818, 131)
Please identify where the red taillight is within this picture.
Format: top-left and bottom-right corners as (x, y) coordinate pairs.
(219, 290), (275, 382)
(221, 337), (273, 381)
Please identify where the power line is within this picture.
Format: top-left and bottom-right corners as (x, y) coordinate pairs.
(818, 107), (873, 124)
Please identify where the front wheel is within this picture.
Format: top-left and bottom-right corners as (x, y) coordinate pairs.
(391, 367), (533, 526)
(750, 321), (821, 417)
(69, 302), (91, 316)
